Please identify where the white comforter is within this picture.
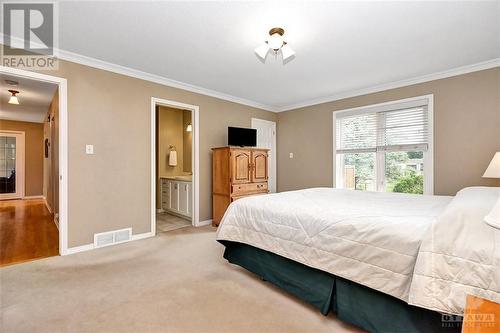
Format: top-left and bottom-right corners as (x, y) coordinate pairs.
(409, 187), (500, 315)
(216, 188), (452, 303)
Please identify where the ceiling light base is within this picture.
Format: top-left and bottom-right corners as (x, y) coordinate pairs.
(269, 27), (284, 36)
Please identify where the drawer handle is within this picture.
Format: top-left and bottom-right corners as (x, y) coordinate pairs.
(238, 186), (241, 189)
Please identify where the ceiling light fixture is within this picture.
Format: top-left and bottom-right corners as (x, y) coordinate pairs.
(8, 90), (19, 105)
(255, 27), (295, 63)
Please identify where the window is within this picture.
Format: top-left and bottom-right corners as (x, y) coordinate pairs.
(334, 96), (433, 194)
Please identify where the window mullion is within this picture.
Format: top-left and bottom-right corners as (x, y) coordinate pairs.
(376, 151), (385, 192)
(375, 113), (386, 192)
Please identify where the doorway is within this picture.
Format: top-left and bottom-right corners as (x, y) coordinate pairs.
(0, 66), (68, 259)
(251, 118), (277, 193)
(151, 98), (199, 235)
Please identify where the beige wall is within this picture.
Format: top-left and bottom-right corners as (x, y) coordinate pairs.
(157, 106), (185, 178)
(277, 67), (500, 195)
(43, 91), (59, 214)
(35, 59), (276, 247)
(0, 119), (44, 196)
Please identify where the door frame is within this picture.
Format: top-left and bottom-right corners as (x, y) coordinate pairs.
(150, 97), (200, 234)
(251, 118), (277, 193)
(0, 130), (25, 200)
(0, 65), (69, 255)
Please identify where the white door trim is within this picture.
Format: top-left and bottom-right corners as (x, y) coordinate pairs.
(251, 118), (277, 193)
(0, 130), (25, 200)
(0, 65), (69, 255)
(151, 97), (200, 235)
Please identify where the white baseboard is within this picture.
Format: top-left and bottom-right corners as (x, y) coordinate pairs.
(131, 231), (154, 241)
(45, 203), (52, 213)
(197, 219), (213, 227)
(164, 209), (192, 221)
(63, 243), (94, 255)
(62, 231), (155, 256)
(24, 195), (44, 199)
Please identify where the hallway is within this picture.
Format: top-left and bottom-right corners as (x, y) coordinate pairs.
(0, 199), (58, 266)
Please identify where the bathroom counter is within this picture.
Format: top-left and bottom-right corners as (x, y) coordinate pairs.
(160, 175), (192, 182)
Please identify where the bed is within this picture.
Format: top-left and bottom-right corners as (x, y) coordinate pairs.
(216, 187), (500, 332)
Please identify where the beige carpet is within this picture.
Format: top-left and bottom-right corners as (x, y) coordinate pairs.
(0, 226), (364, 333)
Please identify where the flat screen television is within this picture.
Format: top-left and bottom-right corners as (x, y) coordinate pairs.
(228, 127), (257, 147)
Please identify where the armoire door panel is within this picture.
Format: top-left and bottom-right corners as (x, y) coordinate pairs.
(231, 149), (251, 184)
(252, 151), (268, 182)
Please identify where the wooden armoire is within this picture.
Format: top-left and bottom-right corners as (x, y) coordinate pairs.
(212, 147), (269, 226)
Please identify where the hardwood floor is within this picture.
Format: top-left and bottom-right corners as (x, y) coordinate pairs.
(0, 199), (59, 267)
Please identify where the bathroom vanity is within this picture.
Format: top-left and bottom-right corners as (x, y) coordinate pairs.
(161, 176), (192, 219)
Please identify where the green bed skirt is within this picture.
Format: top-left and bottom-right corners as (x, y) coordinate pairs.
(220, 240), (462, 333)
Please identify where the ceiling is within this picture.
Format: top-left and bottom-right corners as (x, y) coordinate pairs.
(0, 74), (58, 123)
(34, 2), (500, 110)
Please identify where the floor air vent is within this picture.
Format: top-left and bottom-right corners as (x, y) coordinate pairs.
(94, 228), (132, 248)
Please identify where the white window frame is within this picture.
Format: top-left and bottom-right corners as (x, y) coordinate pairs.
(332, 94), (434, 195)
(0, 131), (25, 200)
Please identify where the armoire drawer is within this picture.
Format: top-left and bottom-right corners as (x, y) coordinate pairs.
(231, 193), (266, 202)
(232, 182), (267, 196)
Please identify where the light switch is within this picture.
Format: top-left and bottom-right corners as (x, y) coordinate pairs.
(85, 144), (94, 155)
(289, 152), (294, 159)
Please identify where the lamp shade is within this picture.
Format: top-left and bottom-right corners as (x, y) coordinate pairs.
(8, 96), (19, 105)
(281, 44), (295, 60)
(483, 152), (500, 178)
(8, 89), (19, 104)
(254, 43), (270, 59)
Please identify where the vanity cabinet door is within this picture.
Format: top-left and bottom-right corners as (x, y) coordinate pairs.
(187, 182), (192, 216)
(161, 180), (170, 211)
(179, 182), (188, 215)
(170, 181), (179, 212)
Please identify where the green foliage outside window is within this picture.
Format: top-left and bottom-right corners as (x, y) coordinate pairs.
(393, 173), (424, 194)
(344, 151), (424, 194)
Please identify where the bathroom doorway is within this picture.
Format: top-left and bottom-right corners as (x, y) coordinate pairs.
(151, 98), (199, 234)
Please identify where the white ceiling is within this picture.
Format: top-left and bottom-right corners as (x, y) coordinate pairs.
(0, 74), (57, 123)
(51, 2), (500, 110)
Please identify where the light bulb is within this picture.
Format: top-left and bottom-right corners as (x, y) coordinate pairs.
(268, 33), (284, 50)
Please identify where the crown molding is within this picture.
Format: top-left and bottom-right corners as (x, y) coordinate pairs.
(55, 53), (500, 113)
(1, 34), (497, 113)
(275, 58), (500, 112)
(0, 33), (278, 112)
(56, 49), (279, 112)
